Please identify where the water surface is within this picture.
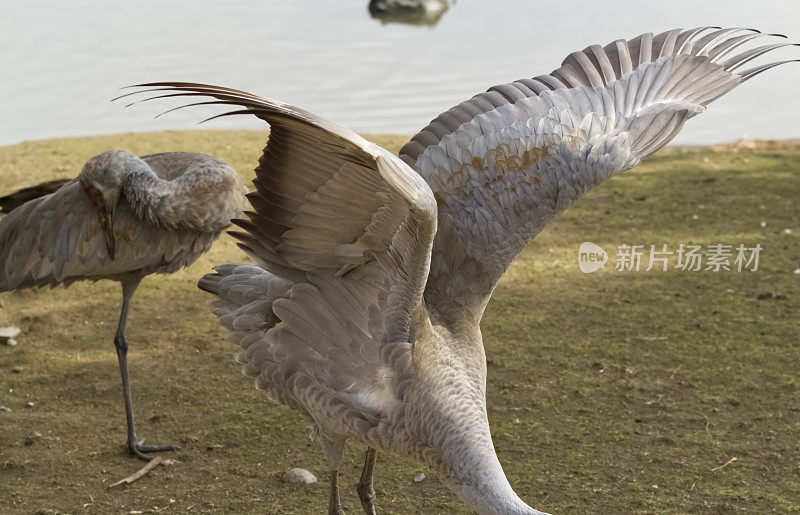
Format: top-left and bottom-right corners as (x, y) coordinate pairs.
(1, 0), (798, 146)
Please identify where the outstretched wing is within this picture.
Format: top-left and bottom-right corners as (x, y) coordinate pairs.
(399, 27), (798, 319)
(127, 83), (438, 438)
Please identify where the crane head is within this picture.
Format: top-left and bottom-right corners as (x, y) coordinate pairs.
(78, 150), (134, 260)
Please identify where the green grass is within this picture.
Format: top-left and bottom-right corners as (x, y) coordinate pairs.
(0, 132), (798, 514)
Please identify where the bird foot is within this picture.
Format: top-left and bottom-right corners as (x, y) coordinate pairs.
(128, 437), (181, 461)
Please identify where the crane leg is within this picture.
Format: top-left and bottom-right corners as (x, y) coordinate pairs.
(322, 437), (346, 515)
(357, 447), (378, 514)
(114, 279), (180, 461)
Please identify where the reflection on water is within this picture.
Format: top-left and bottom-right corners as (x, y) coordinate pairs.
(369, 0), (456, 27)
(0, 0), (798, 146)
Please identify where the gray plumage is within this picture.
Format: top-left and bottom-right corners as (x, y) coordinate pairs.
(127, 26), (795, 513)
(0, 150), (247, 459)
(0, 179), (70, 214)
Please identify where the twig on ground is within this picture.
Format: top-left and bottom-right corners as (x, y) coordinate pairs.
(109, 456), (174, 488)
(711, 456), (737, 472)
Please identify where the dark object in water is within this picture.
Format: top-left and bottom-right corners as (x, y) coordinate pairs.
(368, 0), (455, 27)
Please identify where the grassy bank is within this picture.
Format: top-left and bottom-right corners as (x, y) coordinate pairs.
(0, 131), (798, 514)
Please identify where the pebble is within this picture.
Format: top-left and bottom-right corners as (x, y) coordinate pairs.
(0, 406), (9, 412)
(283, 468), (317, 484)
(12, 366), (23, 373)
(413, 472), (426, 483)
(25, 401), (34, 408)
(0, 326), (20, 346)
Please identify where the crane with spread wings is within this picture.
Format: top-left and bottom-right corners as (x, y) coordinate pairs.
(126, 26), (796, 514)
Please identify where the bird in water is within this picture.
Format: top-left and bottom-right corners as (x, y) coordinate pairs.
(126, 26), (796, 513)
(368, 0), (456, 26)
(0, 150), (246, 460)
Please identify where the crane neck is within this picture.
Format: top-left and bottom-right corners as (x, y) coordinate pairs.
(407, 324), (547, 514)
(443, 453), (547, 515)
(120, 160), (242, 234)
(121, 166), (182, 229)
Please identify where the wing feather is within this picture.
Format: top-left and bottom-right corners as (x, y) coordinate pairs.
(398, 26), (797, 322)
(134, 83), (438, 438)
(0, 180), (212, 291)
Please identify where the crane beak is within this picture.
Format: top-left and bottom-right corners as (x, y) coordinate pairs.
(98, 207), (116, 260)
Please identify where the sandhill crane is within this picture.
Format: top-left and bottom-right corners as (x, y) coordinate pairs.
(127, 26), (796, 513)
(0, 179), (70, 214)
(0, 150), (246, 460)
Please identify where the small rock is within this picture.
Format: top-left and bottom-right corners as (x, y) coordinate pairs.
(25, 401), (34, 408)
(783, 229), (793, 234)
(283, 468), (317, 484)
(795, 268), (800, 275)
(0, 326), (20, 338)
(760, 221), (767, 227)
(12, 366), (23, 373)
(0, 326), (20, 346)
(413, 472), (426, 483)
(0, 406), (10, 412)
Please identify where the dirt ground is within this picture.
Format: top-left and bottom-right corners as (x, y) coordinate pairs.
(0, 132), (798, 514)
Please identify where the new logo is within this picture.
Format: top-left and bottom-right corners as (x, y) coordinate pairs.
(578, 242), (608, 274)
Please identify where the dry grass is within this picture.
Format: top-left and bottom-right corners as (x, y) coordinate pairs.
(1, 131), (799, 514)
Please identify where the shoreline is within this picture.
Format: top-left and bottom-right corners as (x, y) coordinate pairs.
(2, 130), (800, 153)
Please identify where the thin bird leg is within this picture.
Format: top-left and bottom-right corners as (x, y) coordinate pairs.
(114, 279), (180, 461)
(328, 470), (343, 515)
(322, 438), (346, 515)
(357, 447), (378, 514)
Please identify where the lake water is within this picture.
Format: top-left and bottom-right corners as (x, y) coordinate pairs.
(1, 0), (799, 146)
